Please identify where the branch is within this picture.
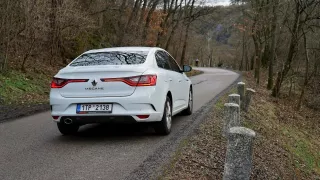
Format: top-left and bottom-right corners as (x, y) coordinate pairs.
(89, 7), (120, 16)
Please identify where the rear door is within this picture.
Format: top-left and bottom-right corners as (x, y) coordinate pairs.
(165, 52), (189, 108)
(155, 51), (179, 110)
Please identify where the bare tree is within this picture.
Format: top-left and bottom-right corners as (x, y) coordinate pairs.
(267, 0), (279, 89)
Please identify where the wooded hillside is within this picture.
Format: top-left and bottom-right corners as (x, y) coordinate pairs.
(0, 0), (221, 71)
(0, 0), (319, 110)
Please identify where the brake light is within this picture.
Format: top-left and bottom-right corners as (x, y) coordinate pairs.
(101, 75), (157, 87)
(51, 78), (88, 88)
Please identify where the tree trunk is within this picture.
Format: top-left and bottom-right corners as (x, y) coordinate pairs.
(297, 31), (309, 110)
(261, 43), (269, 67)
(180, 22), (190, 65)
(49, 0), (63, 64)
(138, 0), (148, 27)
(267, 0), (279, 90)
(156, 0), (168, 47)
(141, 0), (159, 45)
(164, 0), (183, 50)
(116, 0), (128, 46)
(156, 0), (177, 47)
(239, 32), (245, 71)
(49, 0), (57, 65)
(252, 34), (261, 84)
(245, 43), (249, 71)
(250, 54), (255, 70)
(173, 26), (183, 60)
(165, 21), (179, 50)
(119, 0), (141, 45)
(272, 2), (301, 97)
(180, 0), (195, 65)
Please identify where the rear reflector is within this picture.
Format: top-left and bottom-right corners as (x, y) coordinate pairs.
(52, 116), (60, 120)
(101, 75), (157, 87)
(136, 115), (150, 119)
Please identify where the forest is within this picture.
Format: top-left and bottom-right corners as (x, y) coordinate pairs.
(0, 0), (319, 110)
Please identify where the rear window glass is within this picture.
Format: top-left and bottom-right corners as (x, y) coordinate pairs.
(69, 51), (149, 66)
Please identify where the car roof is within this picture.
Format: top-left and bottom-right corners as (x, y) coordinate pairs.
(84, 47), (160, 54)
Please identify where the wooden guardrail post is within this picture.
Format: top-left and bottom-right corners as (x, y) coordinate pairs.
(244, 88), (256, 112)
(222, 103), (240, 137)
(223, 127), (256, 180)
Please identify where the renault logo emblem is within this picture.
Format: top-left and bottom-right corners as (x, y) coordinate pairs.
(91, 80), (98, 86)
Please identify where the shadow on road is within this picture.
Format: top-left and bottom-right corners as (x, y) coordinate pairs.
(49, 115), (186, 145)
(79, 123), (155, 137)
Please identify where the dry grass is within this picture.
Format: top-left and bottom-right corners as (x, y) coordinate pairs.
(161, 71), (320, 180)
(161, 90), (230, 180)
(186, 69), (203, 77)
(243, 71), (320, 179)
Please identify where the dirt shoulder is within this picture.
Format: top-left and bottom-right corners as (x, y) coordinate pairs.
(161, 72), (320, 180)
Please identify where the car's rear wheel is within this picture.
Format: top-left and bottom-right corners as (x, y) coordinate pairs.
(182, 88), (193, 115)
(154, 96), (172, 135)
(57, 122), (79, 135)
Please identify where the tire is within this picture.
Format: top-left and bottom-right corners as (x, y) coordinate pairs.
(154, 96), (172, 135)
(57, 122), (79, 135)
(181, 88), (193, 115)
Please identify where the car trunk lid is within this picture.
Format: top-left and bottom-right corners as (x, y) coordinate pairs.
(56, 65), (147, 98)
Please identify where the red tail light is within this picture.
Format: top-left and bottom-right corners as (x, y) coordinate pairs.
(51, 78), (88, 88)
(101, 75), (157, 87)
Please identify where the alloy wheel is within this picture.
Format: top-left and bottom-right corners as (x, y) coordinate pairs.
(166, 101), (172, 130)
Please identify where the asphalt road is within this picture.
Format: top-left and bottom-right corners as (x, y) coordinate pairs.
(0, 68), (239, 180)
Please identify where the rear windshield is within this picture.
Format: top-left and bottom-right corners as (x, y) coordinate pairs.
(69, 51), (149, 66)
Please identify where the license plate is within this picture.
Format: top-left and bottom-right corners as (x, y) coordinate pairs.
(76, 104), (113, 113)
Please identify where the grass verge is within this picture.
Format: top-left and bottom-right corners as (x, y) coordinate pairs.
(161, 72), (320, 180)
(0, 70), (51, 105)
(160, 88), (233, 179)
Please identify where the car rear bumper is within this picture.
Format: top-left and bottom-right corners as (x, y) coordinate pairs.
(58, 116), (150, 125)
(50, 87), (164, 123)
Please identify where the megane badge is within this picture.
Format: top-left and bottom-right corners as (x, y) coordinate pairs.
(91, 80), (98, 86)
(86, 79), (103, 90)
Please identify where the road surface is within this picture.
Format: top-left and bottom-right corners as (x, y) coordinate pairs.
(0, 68), (239, 180)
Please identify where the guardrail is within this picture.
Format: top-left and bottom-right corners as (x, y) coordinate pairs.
(222, 82), (256, 180)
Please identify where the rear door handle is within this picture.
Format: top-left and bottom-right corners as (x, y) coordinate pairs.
(169, 78), (173, 81)
(178, 80), (182, 82)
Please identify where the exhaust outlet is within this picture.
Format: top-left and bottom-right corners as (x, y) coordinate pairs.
(64, 118), (73, 125)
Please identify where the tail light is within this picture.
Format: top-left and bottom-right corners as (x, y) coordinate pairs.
(101, 75), (157, 87)
(51, 78), (88, 88)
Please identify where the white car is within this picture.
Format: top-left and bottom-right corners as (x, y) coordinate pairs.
(50, 47), (193, 135)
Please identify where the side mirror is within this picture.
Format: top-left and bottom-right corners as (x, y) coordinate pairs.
(182, 65), (192, 72)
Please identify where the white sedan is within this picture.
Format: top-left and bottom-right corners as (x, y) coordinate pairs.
(50, 47), (193, 135)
